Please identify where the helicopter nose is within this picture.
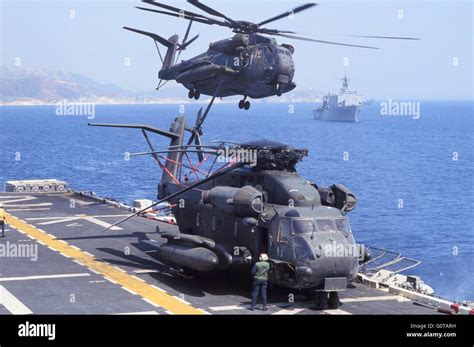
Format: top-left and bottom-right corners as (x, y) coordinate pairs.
(296, 266), (313, 281)
(277, 52), (294, 80)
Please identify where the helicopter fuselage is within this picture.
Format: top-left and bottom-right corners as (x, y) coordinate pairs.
(161, 167), (360, 291)
(160, 34), (297, 99)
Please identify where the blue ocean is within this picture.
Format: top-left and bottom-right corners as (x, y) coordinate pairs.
(0, 101), (472, 300)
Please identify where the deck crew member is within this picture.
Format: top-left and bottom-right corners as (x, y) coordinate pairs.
(250, 253), (270, 311)
(0, 204), (6, 237)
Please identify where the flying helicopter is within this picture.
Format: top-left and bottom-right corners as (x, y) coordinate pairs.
(124, 0), (419, 110)
(88, 106), (371, 309)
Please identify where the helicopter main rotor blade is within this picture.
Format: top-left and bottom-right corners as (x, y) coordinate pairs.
(136, 6), (227, 27)
(181, 19), (193, 48)
(167, 144), (220, 149)
(257, 3), (317, 27)
(130, 149), (218, 156)
(180, 34), (199, 50)
(259, 28), (298, 35)
(187, 0), (236, 25)
(346, 35), (420, 40)
(142, 0), (211, 20)
(123, 26), (175, 47)
(101, 161), (246, 232)
(276, 33), (379, 49)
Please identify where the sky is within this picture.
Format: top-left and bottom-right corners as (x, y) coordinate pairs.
(0, 0), (473, 100)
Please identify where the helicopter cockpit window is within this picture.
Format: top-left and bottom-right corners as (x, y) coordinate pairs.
(292, 219), (315, 234)
(335, 218), (351, 237)
(277, 219), (290, 244)
(315, 219), (336, 232)
(293, 236), (316, 261)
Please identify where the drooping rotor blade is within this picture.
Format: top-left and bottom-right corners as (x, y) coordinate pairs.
(181, 20), (193, 47)
(187, 79), (222, 146)
(257, 3), (317, 27)
(101, 161), (246, 232)
(88, 123), (178, 139)
(194, 134), (204, 162)
(130, 149), (218, 157)
(141, 129), (161, 164)
(167, 144), (220, 149)
(345, 35), (420, 40)
(180, 34), (199, 50)
(123, 26), (175, 47)
(193, 108), (204, 162)
(136, 6), (227, 26)
(187, 108), (202, 146)
(276, 33), (379, 49)
(187, 0), (236, 24)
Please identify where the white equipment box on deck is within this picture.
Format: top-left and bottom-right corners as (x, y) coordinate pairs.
(5, 179), (69, 193)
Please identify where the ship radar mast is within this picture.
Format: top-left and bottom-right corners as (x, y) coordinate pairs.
(340, 75), (351, 93)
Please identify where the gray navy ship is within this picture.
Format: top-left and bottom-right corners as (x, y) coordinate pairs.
(313, 76), (363, 122)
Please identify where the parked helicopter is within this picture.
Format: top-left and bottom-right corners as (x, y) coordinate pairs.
(124, 0), (419, 110)
(89, 107), (371, 309)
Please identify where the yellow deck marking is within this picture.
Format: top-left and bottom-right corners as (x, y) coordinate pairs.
(4, 213), (202, 314)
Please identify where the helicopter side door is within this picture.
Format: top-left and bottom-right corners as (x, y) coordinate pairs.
(270, 218), (292, 261)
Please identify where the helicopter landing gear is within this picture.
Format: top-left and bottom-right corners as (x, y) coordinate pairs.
(276, 83), (284, 97)
(328, 292), (341, 309)
(238, 97), (250, 110)
(312, 292), (328, 310)
(311, 291), (341, 310)
(188, 88), (200, 100)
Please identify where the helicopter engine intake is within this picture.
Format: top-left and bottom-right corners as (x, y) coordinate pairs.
(202, 185), (262, 217)
(209, 34), (250, 54)
(318, 184), (357, 212)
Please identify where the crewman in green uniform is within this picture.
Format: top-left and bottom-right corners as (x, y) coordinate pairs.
(250, 253), (270, 311)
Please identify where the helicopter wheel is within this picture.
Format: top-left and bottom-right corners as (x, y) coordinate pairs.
(188, 89), (195, 99)
(328, 292), (340, 309)
(244, 100), (250, 110)
(193, 91), (200, 100)
(238, 99), (245, 109)
(311, 292), (328, 310)
(276, 83), (284, 97)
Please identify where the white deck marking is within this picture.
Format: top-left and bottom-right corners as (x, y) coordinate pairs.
(273, 307), (306, 315)
(26, 214), (130, 220)
(341, 295), (410, 303)
(209, 305), (245, 311)
(37, 217), (81, 225)
(28, 215), (123, 231)
(122, 287), (138, 296)
(0, 196), (37, 204)
(7, 208), (51, 212)
(323, 308), (352, 315)
(0, 273), (91, 282)
(5, 203), (52, 208)
(115, 311), (159, 315)
(0, 285), (33, 314)
(83, 217), (122, 230)
(133, 269), (159, 274)
(142, 298), (161, 308)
